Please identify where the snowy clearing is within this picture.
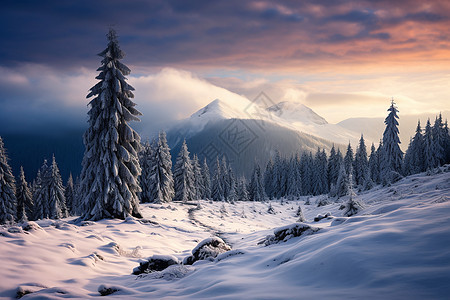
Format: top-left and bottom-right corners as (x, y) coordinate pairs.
(1, 169), (450, 299)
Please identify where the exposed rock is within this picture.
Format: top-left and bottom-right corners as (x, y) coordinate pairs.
(314, 212), (332, 222)
(262, 223), (320, 246)
(133, 255), (179, 275)
(183, 237), (231, 265)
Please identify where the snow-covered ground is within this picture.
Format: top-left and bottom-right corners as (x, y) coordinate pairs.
(1, 168), (450, 299)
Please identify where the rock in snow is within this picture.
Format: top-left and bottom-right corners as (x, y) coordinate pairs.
(262, 222), (320, 245)
(133, 255), (179, 275)
(183, 237), (232, 265)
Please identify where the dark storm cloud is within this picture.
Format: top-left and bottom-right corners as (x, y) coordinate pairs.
(2, 0), (449, 70)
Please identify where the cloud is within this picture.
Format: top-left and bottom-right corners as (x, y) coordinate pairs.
(0, 65), (448, 138)
(1, 0), (450, 72)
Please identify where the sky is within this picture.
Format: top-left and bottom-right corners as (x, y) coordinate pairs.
(1, 0), (449, 136)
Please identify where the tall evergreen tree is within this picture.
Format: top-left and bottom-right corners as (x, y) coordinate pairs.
(150, 132), (175, 203)
(432, 114), (445, 166)
(0, 137), (16, 224)
(313, 148), (328, 195)
(65, 173), (75, 216)
(201, 158), (211, 199)
(336, 162), (350, 199)
(407, 120), (425, 174)
(327, 145), (339, 188)
(249, 163), (266, 202)
(300, 152), (314, 196)
(344, 143), (354, 178)
(220, 156), (230, 201)
(16, 166), (33, 222)
(33, 166), (46, 220)
(354, 135), (369, 188)
(47, 155), (68, 219)
(286, 154), (302, 199)
(80, 29), (142, 220)
(443, 120), (450, 164)
(211, 157), (224, 201)
(33, 157), (67, 220)
(237, 176), (249, 201)
(368, 143), (379, 184)
(263, 159), (275, 199)
(381, 99), (403, 183)
(192, 154), (202, 200)
(139, 140), (154, 203)
(423, 118), (436, 170)
(173, 140), (194, 202)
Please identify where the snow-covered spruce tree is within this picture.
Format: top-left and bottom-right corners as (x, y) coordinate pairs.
(72, 176), (82, 215)
(300, 152), (314, 196)
(342, 173), (364, 217)
(211, 157), (224, 201)
(406, 121), (425, 174)
(286, 154), (302, 199)
(249, 163), (266, 202)
(432, 114), (445, 167)
(33, 166), (46, 220)
(344, 143), (354, 178)
(173, 140), (194, 202)
(65, 173), (75, 216)
(192, 154), (202, 200)
(313, 148), (328, 195)
(354, 135), (369, 188)
(335, 161), (349, 199)
(227, 164), (237, 203)
(16, 166), (33, 222)
(0, 137), (17, 224)
(237, 176), (249, 201)
(150, 132), (175, 203)
(227, 171), (237, 203)
(444, 120), (450, 164)
(201, 158), (211, 199)
(327, 145), (339, 188)
(263, 159), (275, 199)
(80, 29), (142, 220)
(47, 155), (68, 219)
(423, 119), (436, 171)
(381, 100), (403, 184)
(220, 156), (230, 201)
(139, 140), (154, 203)
(368, 143), (379, 184)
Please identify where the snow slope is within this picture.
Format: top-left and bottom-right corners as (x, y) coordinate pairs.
(1, 168), (449, 299)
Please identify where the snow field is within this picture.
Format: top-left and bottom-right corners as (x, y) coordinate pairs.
(0, 169), (449, 299)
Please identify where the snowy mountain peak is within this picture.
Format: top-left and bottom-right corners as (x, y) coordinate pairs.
(191, 99), (241, 120)
(266, 101), (328, 125)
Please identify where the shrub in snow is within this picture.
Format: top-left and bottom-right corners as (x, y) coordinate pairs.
(296, 205), (306, 222)
(133, 255), (179, 275)
(304, 197), (311, 205)
(219, 204), (228, 215)
(314, 212), (332, 222)
(316, 197), (331, 207)
(342, 197), (364, 217)
(262, 223), (320, 245)
(183, 237), (231, 265)
(267, 203), (276, 214)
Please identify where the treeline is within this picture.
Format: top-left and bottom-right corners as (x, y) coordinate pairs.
(0, 107), (448, 224)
